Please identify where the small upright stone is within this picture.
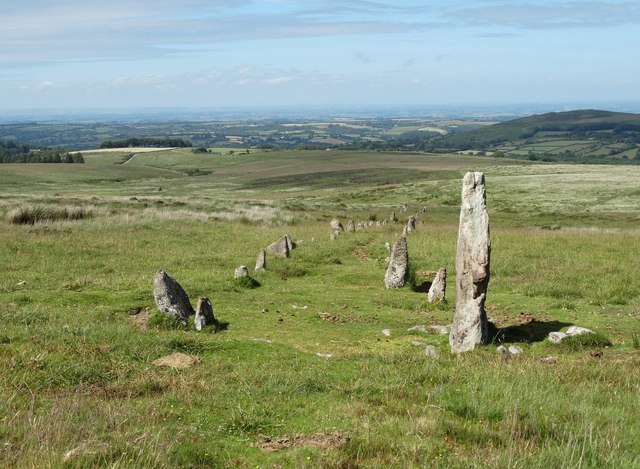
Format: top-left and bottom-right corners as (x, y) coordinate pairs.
(267, 236), (290, 258)
(234, 265), (249, 279)
(347, 220), (356, 233)
(450, 172), (491, 354)
(407, 216), (417, 231)
(194, 297), (217, 331)
(284, 234), (294, 251)
(385, 242), (392, 252)
(153, 270), (194, 322)
(385, 236), (408, 289)
(427, 268), (446, 303)
(255, 249), (267, 271)
(390, 211), (397, 223)
(330, 218), (344, 234)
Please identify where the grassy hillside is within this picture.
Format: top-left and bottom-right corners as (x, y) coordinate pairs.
(435, 110), (640, 163)
(1, 149), (639, 467)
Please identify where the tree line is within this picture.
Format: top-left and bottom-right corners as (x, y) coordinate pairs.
(0, 140), (84, 164)
(100, 137), (192, 148)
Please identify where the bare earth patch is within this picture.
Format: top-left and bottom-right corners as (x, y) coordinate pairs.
(317, 312), (348, 324)
(152, 353), (201, 369)
(256, 432), (349, 453)
(129, 307), (151, 329)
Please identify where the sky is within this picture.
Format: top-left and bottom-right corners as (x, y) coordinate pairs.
(1, 0), (640, 111)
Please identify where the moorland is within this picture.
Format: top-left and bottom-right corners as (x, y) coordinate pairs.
(0, 120), (639, 467)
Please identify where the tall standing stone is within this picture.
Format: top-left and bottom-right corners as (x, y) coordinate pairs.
(153, 270), (194, 322)
(428, 268), (446, 303)
(255, 249), (267, 271)
(194, 297), (217, 331)
(384, 236), (408, 289)
(450, 172), (491, 353)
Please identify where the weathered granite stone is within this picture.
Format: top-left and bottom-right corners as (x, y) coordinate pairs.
(450, 172), (491, 353)
(153, 270), (194, 322)
(548, 331), (567, 344)
(384, 236), (408, 289)
(407, 216), (417, 231)
(508, 345), (524, 355)
(385, 242), (392, 252)
(427, 268), (446, 303)
(255, 249), (267, 271)
(407, 325), (426, 332)
(347, 220), (356, 233)
(267, 236), (290, 258)
(425, 345), (439, 358)
(285, 234), (294, 251)
(234, 265), (249, 278)
(194, 297), (216, 331)
(390, 211), (397, 222)
(565, 326), (594, 336)
(330, 219), (344, 233)
(381, 329), (391, 337)
(402, 225), (409, 236)
(496, 345), (511, 360)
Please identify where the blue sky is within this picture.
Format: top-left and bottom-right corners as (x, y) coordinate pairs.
(1, 0), (639, 110)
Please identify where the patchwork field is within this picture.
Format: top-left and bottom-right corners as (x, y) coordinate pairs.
(1, 149), (639, 467)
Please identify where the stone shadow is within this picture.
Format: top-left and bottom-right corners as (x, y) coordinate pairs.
(490, 320), (573, 344)
(411, 281), (432, 293)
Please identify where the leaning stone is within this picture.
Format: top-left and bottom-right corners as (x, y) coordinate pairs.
(234, 265), (249, 278)
(450, 172), (491, 354)
(427, 268), (447, 303)
(425, 345), (439, 358)
(347, 220), (356, 232)
(565, 326), (594, 336)
(194, 297), (216, 331)
(255, 249), (267, 271)
(330, 218), (344, 233)
(548, 331), (567, 344)
(384, 236), (408, 289)
(508, 345), (524, 355)
(428, 325), (450, 335)
(153, 270), (194, 322)
(267, 236), (290, 258)
(407, 325), (426, 332)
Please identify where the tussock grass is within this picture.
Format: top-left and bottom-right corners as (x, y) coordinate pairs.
(5, 204), (94, 224)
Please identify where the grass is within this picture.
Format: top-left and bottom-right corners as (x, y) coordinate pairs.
(0, 149), (639, 467)
(5, 204), (94, 224)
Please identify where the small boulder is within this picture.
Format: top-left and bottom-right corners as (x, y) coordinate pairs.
(548, 331), (567, 344)
(234, 265), (249, 279)
(153, 270), (194, 322)
(508, 345), (524, 355)
(255, 249), (267, 271)
(427, 268), (446, 303)
(425, 345), (439, 358)
(565, 326), (594, 336)
(194, 297), (217, 331)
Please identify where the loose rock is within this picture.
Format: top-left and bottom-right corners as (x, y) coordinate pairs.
(384, 236), (408, 289)
(194, 297), (216, 331)
(152, 270), (194, 322)
(425, 345), (439, 358)
(255, 249), (267, 271)
(381, 329), (392, 337)
(450, 172), (491, 354)
(427, 267), (446, 303)
(508, 345), (524, 355)
(428, 325), (451, 335)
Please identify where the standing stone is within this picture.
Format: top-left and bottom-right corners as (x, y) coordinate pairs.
(450, 172), (491, 354)
(284, 234), (294, 251)
(194, 297), (216, 331)
(255, 249), (267, 271)
(385, 242), (392, 252)
(407, 216), (417, 231)
(330, 219), (344, 233)
(427, 268), (447, 303)
(402, 225), (409, 236)
(267, 236), (290, 258)
(384, 236), (408, 289)
(234, 265), (249, 279)
(153, 270), (194, 322)
(390, 211), (397, 223)
(347, 220), (356, 233)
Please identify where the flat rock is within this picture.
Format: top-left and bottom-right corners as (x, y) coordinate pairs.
(152, 270), (194, 322)
(411, 340), (426, 347)
(407, 325), (426, 332)
(565, 326), (594, 336)
(425, 345), (439, 358)
(152, 352), (200, 369)
(548, 331), (567, 344)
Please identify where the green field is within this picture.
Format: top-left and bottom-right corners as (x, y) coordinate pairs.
(1, 149), (639, 467)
